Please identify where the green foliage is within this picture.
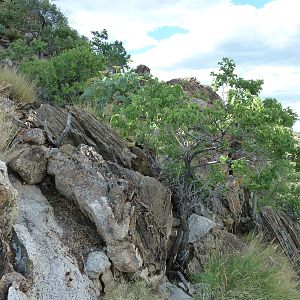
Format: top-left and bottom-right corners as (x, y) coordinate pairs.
(211, 57), (264, 95)
(82, 58), (298, 217)
(20, 45), (104, 103)
(20, 59), (58, 101)
(0, 38), (47, 63)
(192, 239), (300, 300)
(91, 29), (130, 70)
(0, 0), (87, 61)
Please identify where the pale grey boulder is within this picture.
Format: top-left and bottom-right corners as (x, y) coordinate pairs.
(85, 251), (111, 279)
(85, 251), (113, 293)
(47, 144), (173, 282)
(188, 214), (216, 243)
(11, 177), (99, 300)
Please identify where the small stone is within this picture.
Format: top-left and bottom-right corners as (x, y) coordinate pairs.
(18, 128), (46, 145)
(101, 269), (113, 292)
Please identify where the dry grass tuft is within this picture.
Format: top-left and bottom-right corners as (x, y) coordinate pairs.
(0, 67), (37, 103)
(104, 278), (166, 300)
(192, 237), (300, 300)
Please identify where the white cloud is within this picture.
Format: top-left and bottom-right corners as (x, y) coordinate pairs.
(58, 0), (300, 129)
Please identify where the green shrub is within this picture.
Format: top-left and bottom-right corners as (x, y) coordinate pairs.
(0, 67), (37, 103)
(51, 45), (103, 103)
(20, 45), (104, 104)
(192, 239), (300, 300)
(20, 59), (58, 102)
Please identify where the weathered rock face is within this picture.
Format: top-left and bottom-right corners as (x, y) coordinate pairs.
(0, 161), (17, 277)
(9, 145), (48, 184)
(10, 176), (99, 300)
(260, 207), (300, 275)
(47, 144), (173, 281)
(32, 105), (135, 167)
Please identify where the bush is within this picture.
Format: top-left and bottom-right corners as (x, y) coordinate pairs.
(20, 45), (104, 104)
(20, 59), (58, 102)
(192, 239), (300, 300)
(0, 67), (37, 103)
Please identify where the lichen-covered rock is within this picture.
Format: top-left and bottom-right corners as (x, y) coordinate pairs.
(9, 145), (48, 184)
(47, 144), (172, 281)
(11, 176), (99, 300)
(32, 105), (135, 167)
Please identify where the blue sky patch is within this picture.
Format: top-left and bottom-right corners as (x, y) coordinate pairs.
(129, 45), (156, 55)
(148, 26), (188, 41)
(232, 0), (273, 8)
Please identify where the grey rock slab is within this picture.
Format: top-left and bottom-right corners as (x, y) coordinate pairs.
(11, 176), (99, 300)
(188, 214), (216, 243)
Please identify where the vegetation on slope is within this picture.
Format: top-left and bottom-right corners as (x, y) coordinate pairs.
(192, 238), (300, 300)
(0, 0), (299, 297)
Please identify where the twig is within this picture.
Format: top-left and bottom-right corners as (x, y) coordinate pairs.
(177, 271), (190, 293)
(56, 113), (72, 147)
(44, 113), (72, 147)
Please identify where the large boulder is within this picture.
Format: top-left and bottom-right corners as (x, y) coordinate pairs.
(10, 176), (99, 300)
(47, 144), (173, 282)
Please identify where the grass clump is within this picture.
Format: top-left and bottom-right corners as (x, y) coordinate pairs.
(0, 67), (37, 103)
(104, 277), (166, 300)
(192, 238), (300, 300)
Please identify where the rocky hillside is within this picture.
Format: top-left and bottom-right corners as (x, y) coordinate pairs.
(0, 83), (299, 299)
(0, 1), (299, 299)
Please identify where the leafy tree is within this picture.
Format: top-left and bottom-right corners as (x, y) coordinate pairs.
(82, 58), (298, 270)
(91, 29), (130, 70)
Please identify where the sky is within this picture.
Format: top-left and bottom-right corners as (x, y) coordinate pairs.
(58, 0), (300, 131)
